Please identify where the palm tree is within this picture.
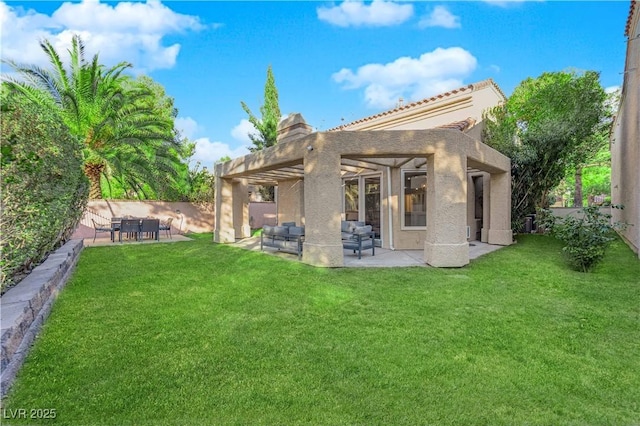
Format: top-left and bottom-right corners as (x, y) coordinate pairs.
(2, 35), (183, 199)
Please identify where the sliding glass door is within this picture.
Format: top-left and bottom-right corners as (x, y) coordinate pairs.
(343, 175), (381, 240)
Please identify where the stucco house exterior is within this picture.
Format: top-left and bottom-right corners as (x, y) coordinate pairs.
(214, 79), (512, 267)
(611, 0), (639, 258)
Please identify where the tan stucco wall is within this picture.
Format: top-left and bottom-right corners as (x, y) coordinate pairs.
(277, 179), (305, 226)
(335, 162), (489, 251)
(215, 177), (235, 242)
(85, 200), (214, 234)
(550, 207), (612, 219)
(388, 166), (425, 250)
(611, 8), (640, 257)
(233, 179), (250, 238)
(424, 147), (469, 266)
(339, 80), (504, 132)
(249, 202), (277, 228)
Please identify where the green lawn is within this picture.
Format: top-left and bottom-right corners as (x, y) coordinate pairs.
(3, 234), (639, 425)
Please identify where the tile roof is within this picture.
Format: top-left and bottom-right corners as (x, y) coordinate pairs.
(328, 78), (505, 132)
(435, 117), (477, 132)
(626, 0), (637, 37)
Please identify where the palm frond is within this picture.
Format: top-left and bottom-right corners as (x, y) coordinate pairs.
(39, 38), (70, 94)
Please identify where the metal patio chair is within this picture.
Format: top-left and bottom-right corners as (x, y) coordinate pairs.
(141, 219), (160, 241)
(119, 219), (141, 242)
(92, 219), (114, 242)
(159, 217), (173, 239)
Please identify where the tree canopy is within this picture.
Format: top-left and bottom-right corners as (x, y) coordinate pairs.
(2, 35), (188, 200)
(241, 65), (281, 152)
(240, 65), (282, 201)
(482, 70), (608, 230)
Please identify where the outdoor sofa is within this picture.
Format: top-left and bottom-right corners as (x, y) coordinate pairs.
(260, 221), (375, 261)
(261, 222), (305, 259)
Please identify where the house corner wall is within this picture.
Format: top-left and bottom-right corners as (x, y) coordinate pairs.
(611, 14), (640, 257)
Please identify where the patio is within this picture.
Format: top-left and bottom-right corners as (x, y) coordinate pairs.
(233, 236), (505, 267)
(78, 233), (192, 247)
(215, 111), (513, 269)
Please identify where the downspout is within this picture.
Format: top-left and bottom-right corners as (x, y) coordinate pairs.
(386, 166), (395, 250)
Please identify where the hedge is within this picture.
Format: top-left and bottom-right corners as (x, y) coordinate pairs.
(1, 89), (89, 292)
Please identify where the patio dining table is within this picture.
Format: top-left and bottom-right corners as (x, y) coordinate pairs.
(111, 217), (160, 242)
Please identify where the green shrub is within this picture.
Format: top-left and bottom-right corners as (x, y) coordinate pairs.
(538, 206), (627, 272)
(1, 89), (89, 292)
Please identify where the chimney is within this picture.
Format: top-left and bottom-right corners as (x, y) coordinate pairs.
(277, 113), (313, 144)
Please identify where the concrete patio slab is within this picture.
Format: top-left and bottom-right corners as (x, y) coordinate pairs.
(232, 237), (505, 267)
(78, 233), (192, 247)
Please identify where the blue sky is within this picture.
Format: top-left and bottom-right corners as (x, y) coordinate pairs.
(0, 1), (631, 168)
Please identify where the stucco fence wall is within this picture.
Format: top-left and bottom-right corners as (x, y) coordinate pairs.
(72, 201), (276, 239)
(249, 202), (277, 229)
(540, 207), (621, 234)
(549, 207), (613, 219)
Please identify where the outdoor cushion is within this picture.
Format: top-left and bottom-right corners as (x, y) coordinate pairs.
(263, 225), (274, 234)
(273, 226), (289, 236)
(288, 226), (305, 236)
(341, 220), (364, 233)
(353, 225), (372, 235)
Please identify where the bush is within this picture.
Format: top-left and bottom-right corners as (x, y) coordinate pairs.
(1, 89), (89, 292)
(538, 206), (627, 272)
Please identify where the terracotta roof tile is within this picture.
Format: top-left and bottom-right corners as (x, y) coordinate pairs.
(328, 78), (504, 132)
(626, 0), (637, 37)
(436, 117), (477, 132)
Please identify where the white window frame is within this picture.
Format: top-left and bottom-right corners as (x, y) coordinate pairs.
(342, 173), (383, 243)
(400, 169), (427, 230)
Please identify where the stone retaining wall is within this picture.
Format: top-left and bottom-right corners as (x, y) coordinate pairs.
(1, 239), (84, 398)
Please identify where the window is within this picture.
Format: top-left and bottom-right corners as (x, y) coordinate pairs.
(343, 178), (359, 221)
(402, 170), (426, 228)
(343, 175), (382, 239)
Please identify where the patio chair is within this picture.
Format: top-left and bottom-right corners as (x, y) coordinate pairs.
(119, 219), (141, 242)
(141, 219), (160, 241)
(110, 217), (122, 234)
(159, 217), (173, 239)
(92, 219), (114, 242)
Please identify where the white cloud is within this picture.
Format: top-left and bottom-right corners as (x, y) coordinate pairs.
(489, 64), (501, 73)
(0, 0), (204, 73)
(605, 86), (620, 94)
(231, 119), (258, 144)
(52, 0), (202, 34)
(175, 117), (200, 140)
(175, 117), (251, 167)
(333, 47), (477, 109)
(418, 6), (461, 29)
(190, 138), (250, 168)
(317, 0), (413, 28)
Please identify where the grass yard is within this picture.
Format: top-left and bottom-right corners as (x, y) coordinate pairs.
(3, 234), (639, 425)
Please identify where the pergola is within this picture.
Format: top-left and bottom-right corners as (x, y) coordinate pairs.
(214, 123), (512, 268)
